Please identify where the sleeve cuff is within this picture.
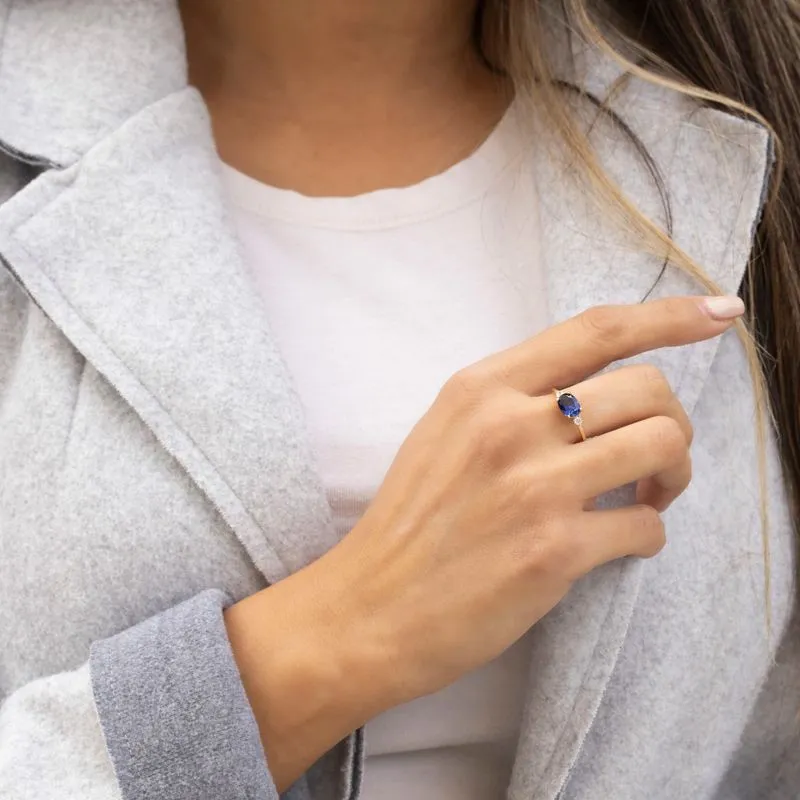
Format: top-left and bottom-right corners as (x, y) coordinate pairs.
(90, 589), (279, 800)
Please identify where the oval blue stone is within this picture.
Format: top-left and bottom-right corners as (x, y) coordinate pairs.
(557, 392), (581, 418)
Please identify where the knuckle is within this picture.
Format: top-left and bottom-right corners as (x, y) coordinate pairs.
(650, 416), (687, 461)
(441, 367), (491, 407)
(684, 416), (694, 448)
(631, 506), (666, 557)
(675, 453), (693, 494)
(685, 418), (695, 448)
(636, 363), (672, 401)
(579, 305), (626, 347)
(631, 364), (694, 448)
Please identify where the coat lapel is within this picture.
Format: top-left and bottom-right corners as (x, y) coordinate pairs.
(0, 88), (337, 584)
(509, 35), (772, 800)
(0, 0), (341, 585)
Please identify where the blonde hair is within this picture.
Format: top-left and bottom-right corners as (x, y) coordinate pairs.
(481, 0), (778, 630)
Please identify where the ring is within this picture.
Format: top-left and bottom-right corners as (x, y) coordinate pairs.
(553, 388), (587, 442)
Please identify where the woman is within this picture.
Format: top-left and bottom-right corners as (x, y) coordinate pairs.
(0, 0), (796, 798)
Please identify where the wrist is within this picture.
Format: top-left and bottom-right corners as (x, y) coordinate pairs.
(224, 556), (397, 788)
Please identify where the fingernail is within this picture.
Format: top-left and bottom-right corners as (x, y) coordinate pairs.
(702, 295), (745, 321)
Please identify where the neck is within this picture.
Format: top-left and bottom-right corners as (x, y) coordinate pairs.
(180, 0), (511, 195)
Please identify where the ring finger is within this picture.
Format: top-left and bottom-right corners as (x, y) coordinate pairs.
(544, 363), (693, 446)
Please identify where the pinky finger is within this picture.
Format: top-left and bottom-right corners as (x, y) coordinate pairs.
(570, 505), (666, 577)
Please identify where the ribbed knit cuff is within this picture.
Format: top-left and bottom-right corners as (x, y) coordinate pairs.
(90, 589), (279, 800)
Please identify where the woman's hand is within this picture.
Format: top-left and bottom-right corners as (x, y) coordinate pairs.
(225, 294), (743, 789)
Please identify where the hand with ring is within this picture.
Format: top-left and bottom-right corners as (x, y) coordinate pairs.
(229, 294), (744, 786)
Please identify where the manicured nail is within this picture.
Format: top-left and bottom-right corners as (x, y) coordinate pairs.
(702, 295), (745, 321)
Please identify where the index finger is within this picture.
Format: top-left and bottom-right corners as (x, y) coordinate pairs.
(486, 295), (744, 394)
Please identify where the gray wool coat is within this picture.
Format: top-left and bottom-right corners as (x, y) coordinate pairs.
(0, 1), (797, 799)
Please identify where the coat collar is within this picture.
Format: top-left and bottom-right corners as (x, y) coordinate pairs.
(0, 0), (187, 167)
(0, 2), (771, 798)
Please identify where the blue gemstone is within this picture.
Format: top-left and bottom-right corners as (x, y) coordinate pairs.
(557, 392), (582, 419)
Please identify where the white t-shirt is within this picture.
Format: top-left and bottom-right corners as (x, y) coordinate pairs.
(222, 101), (546, 800)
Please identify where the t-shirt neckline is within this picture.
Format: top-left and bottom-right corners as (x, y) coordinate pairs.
(220, 99), (527, 232)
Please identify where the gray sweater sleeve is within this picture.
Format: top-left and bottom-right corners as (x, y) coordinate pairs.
(0, 590), (281, 800)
